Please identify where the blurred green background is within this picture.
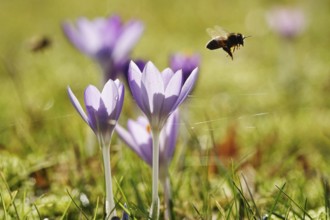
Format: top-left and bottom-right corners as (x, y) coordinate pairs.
(1, 0), (330, 218)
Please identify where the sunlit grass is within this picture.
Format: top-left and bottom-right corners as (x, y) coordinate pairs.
(1, 0), (330, 219)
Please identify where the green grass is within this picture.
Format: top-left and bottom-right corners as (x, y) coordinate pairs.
(1, 0), (330, 219)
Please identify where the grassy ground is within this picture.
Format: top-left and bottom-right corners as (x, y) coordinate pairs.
(1, 0), (330, 219)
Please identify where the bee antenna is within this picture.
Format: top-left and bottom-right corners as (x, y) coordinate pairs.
(243, 35), (252, 39)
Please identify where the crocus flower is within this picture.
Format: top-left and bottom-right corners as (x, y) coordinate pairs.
(116, 110), (179, 220)
(266, 7), (306, 40)
(63, 15), (144, 82)
(128, 60), (198, 219)
(68, 79), (124, 219)
(115, 109), (179, 171)
(170, 53), (200, 83)
(128, 61), (198, 131)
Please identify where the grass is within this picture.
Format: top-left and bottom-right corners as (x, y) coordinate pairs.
(1, 0), (330, 219)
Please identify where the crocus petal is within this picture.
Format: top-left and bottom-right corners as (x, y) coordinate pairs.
(112, 21), (144, 64)
(67, 87), (89, 125)
(161, 68), (175, 88)
(127, 119), (150, 148)
(102, 15), (122, 48)
(174, 67), (199, 109)
(62, 22), (87, 54)
(75, 18), (103, 55)
(128, 61), (148, 113)
(161, 70), (183, 118)
(127, 120), (152, 164)
(114, 80), (125, 120)
(101, 80), (119, 115)
(115, 124), (138, 153)
(141, 62), (164, 116)
(164, 109), (179, 159)
(84, 85), (101, 110)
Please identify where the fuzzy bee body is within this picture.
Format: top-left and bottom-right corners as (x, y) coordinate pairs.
(206, 26), (248, 59)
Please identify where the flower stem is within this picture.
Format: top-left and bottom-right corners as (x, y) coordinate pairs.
(150, 128), (161, 219)
(102, 143), (116, 219)
(162, 175), (172, 220)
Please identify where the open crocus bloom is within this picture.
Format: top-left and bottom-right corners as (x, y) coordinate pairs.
(128, 61), (198, 131)
(115, 110), (179, 168)
(63, 15), (144, 80)
(170, 53), (200, 83)
(68, 79), (124, 145)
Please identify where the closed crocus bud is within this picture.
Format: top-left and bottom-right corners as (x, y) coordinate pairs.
(68, 79), (124, 219)
(128, 61), (198, 130)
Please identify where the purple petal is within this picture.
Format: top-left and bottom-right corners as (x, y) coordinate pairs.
(112, 20), (144, 64)
(67, 87), (89, 125)
(115, 124), (137, 153)
(173, 67), (198, 109)
(161, 68), (175, 88)
(84, 85), (101, 110)
(161, 70), (182, 117)
(62, 22), (87, 54)
(164, 109), (179, 159)
(136, 116), (149, 127)
(102, 15), (122, 48)
(127, 119), (152, 165)
(75, 18), (104, 55)
(141, 62), (164, 116)
(128, 61), (148, 114)
(114, 80), (125, 120)
(101, 80), (118, 115)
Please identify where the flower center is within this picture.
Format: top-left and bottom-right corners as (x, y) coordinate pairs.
(146, 124), (151, 134)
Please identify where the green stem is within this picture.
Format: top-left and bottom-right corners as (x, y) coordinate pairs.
(162, 174), (172, 220)
(150, 128), (161, 219)
(101, 141), (116, 219)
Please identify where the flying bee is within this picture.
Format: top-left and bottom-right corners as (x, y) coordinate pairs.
(28, 35), (52, 52)
(206, 26), (249, 59)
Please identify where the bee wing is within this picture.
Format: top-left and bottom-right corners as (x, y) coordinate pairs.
(206, 25), (228, 38)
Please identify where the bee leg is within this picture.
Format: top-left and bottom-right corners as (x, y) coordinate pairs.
(223, 47), (233, 60)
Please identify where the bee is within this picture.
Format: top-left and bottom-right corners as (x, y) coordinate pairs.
(28, 35), (52, 52)
(206, 26), (249, 59)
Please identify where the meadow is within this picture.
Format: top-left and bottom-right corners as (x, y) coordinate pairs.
(1, 0), (330, 219)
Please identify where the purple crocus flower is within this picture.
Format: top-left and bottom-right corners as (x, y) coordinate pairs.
(128, 61), (198, 131)
(116, 110), (179, 220)
(67, 79), (124, 219)
(266, 7), (306, 39)
(67, 79), (124, 145)
(128, 60), (198, 218)
(170, 53), (200, 83)
(63, 15), (144, 81)
(115, 109), (179, 169)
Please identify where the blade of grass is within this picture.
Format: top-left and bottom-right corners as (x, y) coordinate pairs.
(225, 200), (235, 220)
(322, 176), (330, 219)
(232, 180), (256, 219)
(302, 198), (307, 220)
(92, 196), (100, 220)
(59, 196), (73, 220)
(0, 172), (20, 220)
(0, 191), (8, 220)
(213, 197), (225, 217)
(268, 183), (286, 218)
(66, 189), (89, 219)
(191, 203), (203, 219)
(33, 203), (42, 219)
(275, 185), (312, 219)
(241, 174), (261, 219)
